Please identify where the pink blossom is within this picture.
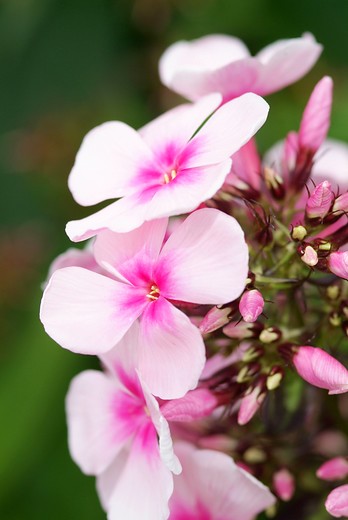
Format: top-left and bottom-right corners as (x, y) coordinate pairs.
(169, 442), (275, 519)
(305, 180), (334, 221)
(41, 208), (249, 399)
(273, 468), (295, 501)
(66, 324), (181, 520)
(239, 289), (264, 323)
(317, 457), (348, 481)
(160, 388), (218, 422)
(325, 484), (348, 518)
(159, 33), (322, 103)
(292, 346), (348, 394)
(66, 93), (268, 242)
(329, 252), (348, 280)
(298, 76), (333, 153)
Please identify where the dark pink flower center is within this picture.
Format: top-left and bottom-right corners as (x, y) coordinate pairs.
(146, 283), (160, 301)
(163, 168), (178, 184)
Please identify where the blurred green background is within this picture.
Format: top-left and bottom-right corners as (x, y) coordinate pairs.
(1, 0), (348, 518)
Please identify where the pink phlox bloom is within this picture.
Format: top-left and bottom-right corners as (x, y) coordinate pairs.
(325, 484), (348, 518)
(66, 323), (181, 520)
(159, 33), (322, 103)
(168, 442), (275, 520)
(41, 208), (249, 399)
(317, 457), (348, 481)
(293, 346), (348, 394)
(66, 93), (269, 242)
(272, 468), (295, 501)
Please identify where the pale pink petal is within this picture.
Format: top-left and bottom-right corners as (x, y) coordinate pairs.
(184, 93), (269, 168)
(170, 442), (275, 520)
(228, 138), (261, 190)
(138, 297), (206, 399)
(299, 76), (333, 152)
(157, 208), (248, 304)
(139, 94), (221, 152)
(159, 35), (251, 101)
(66, 370), (128, 475)
(93, 218), (168, 282)
(201, 345), (250, 379)
(68, 121), (154, 206)
(255, 33), (322, 95)
(65, 193), (150, 241)
(325, 484), (348, 518)
(145, 159), (232, 220)
(98, 428), (174, 520)
(293, 346), (348, 394)
(40, 267), (148, 354)
(312, 139), (348, 191)
(46, 246), (100, 280)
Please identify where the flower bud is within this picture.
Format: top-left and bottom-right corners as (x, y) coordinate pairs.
(239, 289), (264, 323)
(329, 252), (348, 280)
(291, 225), (308, 241)
(273, 468), (295, 501)
(316, 457), (348, 481)
(237, 378), (266, 425)
(200, 305), (234, 334)
(264, 167), (285, 199)
(160, 388), (218, 422)
(299, 76), (333, 153)
(300, 245), (318, 266)
(293, 346), (348, 394)
(305, 181), (334, 222)
(325, 484), (348, 518)
(259, 327), (282, 344)
(223, 320), (263, 339)
(266, 366), (284, 391)
(332, 192), (348, 216)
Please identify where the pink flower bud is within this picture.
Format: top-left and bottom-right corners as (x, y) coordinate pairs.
(273, 468), (295, 501)
(329, 252), (348, 280)
(317, 457), (348, 481)
(239, 289), (264, 323)
(300, 245), (318, 266)
(283, 130), (299, 175)
(160, 388), (218, 422)
(325, 484), (348, 518)
(223, 320), (263, 339)
(237, 381), (266, 425)
(299, 76), (333, 153)
(305, 180), (334, 221)
(200, 305), (233, 334)
(293, 346), (348, 394)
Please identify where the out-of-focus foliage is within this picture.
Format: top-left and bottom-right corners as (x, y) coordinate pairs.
(1, 0), (348, 518)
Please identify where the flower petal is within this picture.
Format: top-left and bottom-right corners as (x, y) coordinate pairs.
(68, 121), (153, 206)
(138, 297), (205, 399)
(255, 33), (322, 95)
(40, 266), (147, 354)
(97, 427), (174, 520)
(184, 93), (269, 168)
(93, 218), (168, 283)
(157, 208), (248, 304)
(66, 370), (128, 475)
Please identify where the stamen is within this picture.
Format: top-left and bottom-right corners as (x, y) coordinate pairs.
(146, 284), (160, 300)
(163, 169), (177, 184)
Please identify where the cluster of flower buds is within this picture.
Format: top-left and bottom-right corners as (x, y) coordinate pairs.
(40, 31), (348, 519)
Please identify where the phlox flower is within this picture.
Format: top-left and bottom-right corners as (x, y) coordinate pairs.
(168, 442), (275, 519)
(66, 323), (181, 520)
(159, 33), (321, 103)
(41, 208), (249, 398)
(66, 93), (268, 241)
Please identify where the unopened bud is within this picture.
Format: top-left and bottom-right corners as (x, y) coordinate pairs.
(325, 484), (348, 518)
(238, 384), (266, 425)
(327, 285), (341, 301)
(244, 446), (267, 464)
(200, 305), (234, 334)
(329, 251), (348, 280)
(329, 312), (342, 327)
(242, 345), (265, 363)
(273, 468), (295, 501)
(236, 363), (261, 384)
(317, 457), (348, 481)
(223, 320), (263, 339)
(300, 245), (318, 266)
(239, 289), (264, 323)
(259, 327), (282, 344)
(266, 366), (284, 390)
(332, 192), (348, 216)
(291, 225), (308, 241)
(305, 180), (334, 223)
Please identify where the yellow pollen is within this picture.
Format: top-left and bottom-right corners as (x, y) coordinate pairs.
(163, 169), (177, 184)
(146, 284), (160, 300)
